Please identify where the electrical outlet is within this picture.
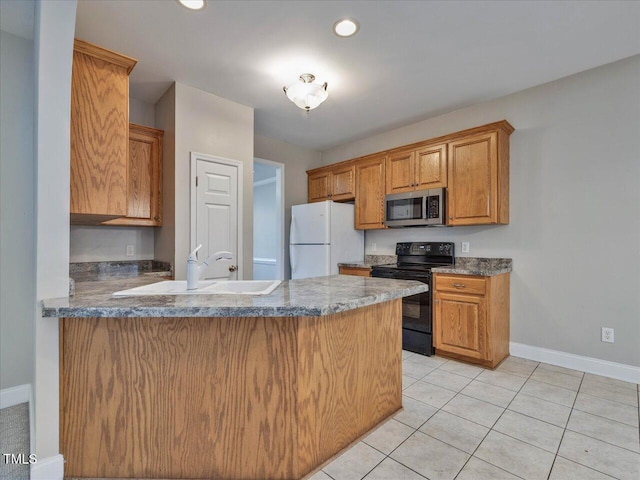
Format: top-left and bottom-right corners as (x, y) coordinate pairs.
(371, 243), (377, 252)
(126, 245), (135, 257)
(601, 327), (614, 343)
(461, 241), (470, 253)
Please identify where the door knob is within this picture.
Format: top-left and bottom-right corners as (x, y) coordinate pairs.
(229, 265), (238, 272)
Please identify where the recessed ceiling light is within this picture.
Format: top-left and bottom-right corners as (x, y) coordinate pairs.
(333, 18), (359, 38)
(178, 0), (206, 10)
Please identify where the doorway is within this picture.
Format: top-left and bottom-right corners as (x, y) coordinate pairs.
(253, 158), (285, 280)
(190, 152), (243, 280)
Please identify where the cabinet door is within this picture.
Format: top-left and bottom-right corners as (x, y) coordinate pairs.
(386, 150), (415, 194)
(308, 171), (331, 202)
(415, 144), (447, 189)
(447, 132), (498, 225)
(70, 47), (130, 218)
(331, 164), (355, 201)
(355, 155), (386, 229)
(104, 124), (163, 226)
(434, 291), (487, 360)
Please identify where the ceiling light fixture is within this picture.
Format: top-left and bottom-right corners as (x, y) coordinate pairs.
(283, 74), (328, 112)
(333, 18), (359, 37)
(178, 0), (206, 10)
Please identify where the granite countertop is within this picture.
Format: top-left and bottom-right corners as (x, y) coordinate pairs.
(42, 275), (428, 318)
(431, 257), (512, 276)
(338, 254), (398, 269)
(70, 260), (172, 282)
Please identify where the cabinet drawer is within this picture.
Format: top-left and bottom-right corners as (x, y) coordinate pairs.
(435, 275), (486, 295)
(339, 266), (371, 277)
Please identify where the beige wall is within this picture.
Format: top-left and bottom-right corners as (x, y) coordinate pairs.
(154, 84), (176, 268)
(129, 97), (155, 127)
(156, 83), (254, 280)
(0, 30), (35, 390)
(255, 134), (322, 279)
(322, 56), (640, 368)
(69, 226), (155, 262)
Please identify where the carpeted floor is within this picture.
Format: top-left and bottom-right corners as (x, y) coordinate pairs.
(0, 402), (30, 480)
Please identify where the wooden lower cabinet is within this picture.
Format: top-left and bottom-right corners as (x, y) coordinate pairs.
(433, 273), (510, 368)
(339, 265), (371, 277)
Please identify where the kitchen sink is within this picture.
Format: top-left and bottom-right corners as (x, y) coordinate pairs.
(206, 280), (281, 295)
(113, 280), (281, 296)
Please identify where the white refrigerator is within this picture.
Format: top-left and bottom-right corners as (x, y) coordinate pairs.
(290, 201), (364, 279)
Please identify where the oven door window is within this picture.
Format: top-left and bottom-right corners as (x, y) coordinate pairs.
(402, 291), (431, 334)
(387, 198), (423, 221)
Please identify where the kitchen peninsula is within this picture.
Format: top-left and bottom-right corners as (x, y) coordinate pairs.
(43, 275), (427, 480)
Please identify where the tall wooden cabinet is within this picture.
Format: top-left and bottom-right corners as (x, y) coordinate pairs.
(386, 143), (447, 194)
(103, 124), (164, 226)
(70, 39), (137, 224)
(354, 154), (386, 230)
(433, 273), (510, 368)
(447, 124), (512, 225)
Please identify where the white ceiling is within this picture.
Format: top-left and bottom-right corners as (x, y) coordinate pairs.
(75, 0), (640, 151)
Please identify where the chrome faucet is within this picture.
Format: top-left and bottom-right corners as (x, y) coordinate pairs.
(187, 244), (233, 290)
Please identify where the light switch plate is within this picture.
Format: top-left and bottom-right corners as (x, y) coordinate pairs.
(461, 242), (470, 253)
(126, 245), (135, 257)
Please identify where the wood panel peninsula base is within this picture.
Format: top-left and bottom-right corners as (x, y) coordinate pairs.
(59, 300), (402, 479)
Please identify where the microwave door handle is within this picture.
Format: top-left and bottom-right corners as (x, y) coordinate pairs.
(423, 195), (428, 220)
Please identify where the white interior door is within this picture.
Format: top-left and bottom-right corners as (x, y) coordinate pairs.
(195, 158), (239, 280)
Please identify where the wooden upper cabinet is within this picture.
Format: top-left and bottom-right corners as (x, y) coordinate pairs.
(309, 121), (513, 230)
(386, 150), (415, 194)
(103, 124), (164, 226)
(447, 125), (511, 226)
(308, 170), (331, 202)
(386, 143), (447, 194)
(415, 144), (447, 190)
(70, 39), (137, 224)
(355, 154), (386, 230)
(307, 163), (355, 202)
(330, 164), (355, 200)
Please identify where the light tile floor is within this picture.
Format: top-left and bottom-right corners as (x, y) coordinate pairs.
(309, 352), (640, 480)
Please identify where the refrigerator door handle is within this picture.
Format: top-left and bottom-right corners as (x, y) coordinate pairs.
(290, 245), (296, 274)
(290, 215), (297, 244)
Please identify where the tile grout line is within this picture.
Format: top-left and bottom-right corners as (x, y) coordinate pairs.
(324, 354), (639, 480)
(546, 363), (585, 480)
(451, 357), (540, 480)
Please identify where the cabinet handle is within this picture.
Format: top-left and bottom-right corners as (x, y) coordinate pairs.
(229, 265), (238, 272)
(449, 216), (453, 220)
(153, 216), (159, 221)
(434, 299), (439, 304)
(452, 283), (466, 288)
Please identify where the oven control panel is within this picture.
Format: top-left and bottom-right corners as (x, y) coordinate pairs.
(396, 242), (454, 257)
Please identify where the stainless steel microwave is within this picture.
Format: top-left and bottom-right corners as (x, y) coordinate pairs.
(384, 188), (446, 227)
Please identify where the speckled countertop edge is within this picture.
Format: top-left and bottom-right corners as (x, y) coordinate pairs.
(43, 275), (428, 318)
(431, 257), (512, 276)
(338, 255), (398, 269)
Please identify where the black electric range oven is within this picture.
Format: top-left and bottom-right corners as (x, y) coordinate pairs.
(371, 242), (454, 356)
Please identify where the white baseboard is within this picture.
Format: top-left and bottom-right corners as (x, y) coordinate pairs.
(510, 342), (640, 384)
(30, 454), (64, 480)
(0, 383), (31, 409)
